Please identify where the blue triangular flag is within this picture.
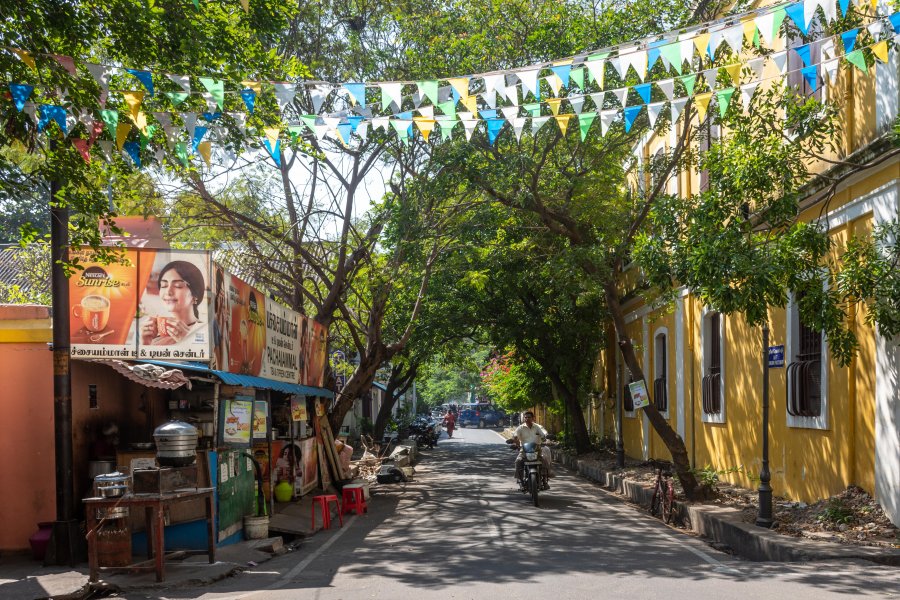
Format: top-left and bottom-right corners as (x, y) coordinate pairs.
(550, 64), (572, 88)
(202, 111), (222, 122)
(344, 83), (366, 108)
(795, 44), (811, 67)
(479, 109), (498, 119)
(647, 47), (661, 72)
(263, 139), (281, 166)
(451, 87), (460, 104)
(126, 69), (154, 97)
(841, 29), (859, 53)
(623, 105), (642, 133)
(336, 122), (353, 144)
(192, 126), (207, 153)
(346, 115), (364, 133)
(839, 0), (850, 16)
(801, 65), (818, 91)
(9, 83), (33, 112)
(634, 83), (652, 104)
(784, 2), (808, 36)
(37, 105), (67, 134)
(890, 13), (900, 33)
(241, 89), (257, 114)
(397, 110), (413, 120)
(123, 141), (142, 167)
(485, 117), (505, 145)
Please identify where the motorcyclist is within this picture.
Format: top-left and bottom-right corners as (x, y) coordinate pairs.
(508, 410), (553, 488)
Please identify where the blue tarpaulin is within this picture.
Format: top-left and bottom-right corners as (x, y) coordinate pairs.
(142, 360), (334, 398)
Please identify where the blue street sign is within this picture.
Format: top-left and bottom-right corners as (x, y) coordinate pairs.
(768, 345), (785, 368)
(335, 374), (346, 391)
(330, 350), (346, 366)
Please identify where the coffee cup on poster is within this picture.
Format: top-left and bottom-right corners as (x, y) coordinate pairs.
(73, 295), (110, 333)
(155, 316), (170, 337)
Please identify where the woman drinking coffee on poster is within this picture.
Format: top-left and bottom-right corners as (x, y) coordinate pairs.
(140, 260), (206, 345)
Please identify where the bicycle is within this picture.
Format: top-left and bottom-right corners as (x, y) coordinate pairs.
(650, 468), (676, 524)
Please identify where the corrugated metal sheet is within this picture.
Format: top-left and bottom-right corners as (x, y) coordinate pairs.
(142, 360), (334, 398)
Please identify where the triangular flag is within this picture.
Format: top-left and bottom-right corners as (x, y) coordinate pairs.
(585, 58), (606, 87)
(703, 68), (719, 90)
(126, 69), (154, 96)
(334, 123), (353, 145)
(679, 37), (695, 66)
(481, 90), (498, 109)
(550, 114), (570, 137)
(801, 65), (819, 91)
(274, 83), (297, 113)
(482, 74), (505, 97)
(167, 74), (191, 93)
(523, 102), (541, 117)
(197, 141), (212, 166)
(100, 109), (118, 138)
(310, 84), (332, 114)
(97, 140), (114, 163)
(516, 69), (540, 99)
(570, 68), (585, 90)
(240, 88), (257, 113)
(634, 83), (652, 104)
(844, 49), (867, 73)
(610, 55), (628, 80)
(192, 126), (207, 153)
(479, 108), (498, 120)
(123, 141), (141, 167)
(485, 117), (505, 144)
(740, 81), (760, 106)
(417, 105), (434, 119)
(461, 95), (478, 114)
(174, 142), (189, 167)
(12, 49), (35, 69)
(695, 92), (713, 122)
(133, 111), (149, 135)
(546, 98), (563, 116)
(795, 44), (812, 67)
(447, 78), (470, 99)
(569, 97), (585, 114)
(578, 113), (596, 140)
(115, 123), (131, 150)
(872, 40), (889, 63)
(461, 119), (479, 141)
(867, 21), (883, 40)
(550, 64), (572, 87)
(547, 74), (563, 97)
(723, 63), (742, 86)
(380, 83), (403, 111)
(438, 100), (457, 117)
(417, 80), (440, 105)
(87, 64), (112, 89)
(803, 0), (819, 34)
(589, 93), (604, 110)
(839, 0), (850, 15)
(263, 127), (280, 147)
(716, 88), (735, 117)
(670, 98), (687, 123)
(9, 84), (33, 112)
(660, 43), (683, 75)
(678, 74), (697, 96)
(164, 91), (189, 106)
(501, 106), (520, 120)
(889, 12), (900, 33)
(241, 80), (261, 95)
(181, 112), (198, 140)
(414, 117), (437, 142)
(610, 88), (628, 106)
(784, 2), (808, 36)
(240, 0), (249, 11)
(371, 117), (389, 132)
(646, 44), (662, 73)
(72, 138), (91, 163)
(37, 105), (67, 134)
(822, 58), (840, 83)
(693, 32), (711, 58)
(772, 51), (789, 74)
(439, 119), (457, 141)
(647, 101), (665, 128)
(531, 116), (550, 134)
(199, 77), (225, 109)
(742, 19), (758, 43)
(344, 83), (367, 108)
(51, 54), (76, 75)
(623, 105), (642, 132)
(723, 25), (744, 55)
(841, 29), (859, 53)
(709, 29), (725, 59)
(600, 109), (618, 136)
(390, 119), (412, 142)
(512, 117), (528, 141)
(122, 91), (144, 122)
(748, 57), (765, 81)
(658, 79), (675, 101)
(762, 9), (787, 46)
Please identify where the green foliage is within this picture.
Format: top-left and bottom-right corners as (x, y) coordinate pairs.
(838, 221), (900, 339)
(0, 242), (51, 305)
(819, 498), (854, 525)
(481, 351), (545, 412)
(690, 464), (743, 488)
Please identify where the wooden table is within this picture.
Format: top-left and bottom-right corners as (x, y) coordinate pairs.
(84, 488), (216, 583)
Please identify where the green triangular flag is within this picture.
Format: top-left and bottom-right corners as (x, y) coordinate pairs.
(198, 77), (225, 109)
(165, 91), (190, 106)
(390, 119), (410, 141)
(437, 100), (456, 117)
(523, 102), (541, 117)
(660, 43), (683, 75)
(440, 119), (456, 141)
(417, 80), (439, 105)
(139, 125), (157, 151)
(578, 113), (596, 141)
(192, 0), (199, 9)
(678, 74), (697, 96)
(753, 27), (760, 49)
(570, 68), (585, 91)
(845, 49), (867, 74)
(288, 125), (304, 141)
(100, 109), (118, 138)
(716, 88), (735, 118)
(770, 8), (786, 43)
(300, 115), (318, 133)
(174, 142), (189, 166)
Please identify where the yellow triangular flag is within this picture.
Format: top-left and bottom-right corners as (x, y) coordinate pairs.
(263, 126), (280, 147)
(695, 92), (712, 122)
(198, 141), (212, 166)
(871, 0), (877, 10)
(413, 117), (436, 142)
(448, 78), (470, 99)
(240, 0), (249, 11)
(723, 63), (742, 86)
(693, 33), (711, 58)
(12, 49), (35, 69)
(546, 98), (563, 116)
(554, 114), (572, 136)
(462, 95), (478, 113)
(241, 80), (262, 94)
(548, 74), (563, 96)
(115, 123), (132, 150)
(122, 91), (144, 122)
(552, 58), (573, 67)
(742, 19), (757, 42)
(134, 111), (149, 134)
(872, 40), (889, 64)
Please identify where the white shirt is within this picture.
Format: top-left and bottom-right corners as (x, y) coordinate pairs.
(514, 422), (547, 445)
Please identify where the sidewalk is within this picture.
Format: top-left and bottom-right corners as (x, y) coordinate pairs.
(551, 449), (900, 566)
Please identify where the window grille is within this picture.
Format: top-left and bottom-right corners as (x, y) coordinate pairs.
(623, 374), (635, 412)
(702, 312), (722, 415)
(787, 308), (823, 417)
(654, 334), (668, 412)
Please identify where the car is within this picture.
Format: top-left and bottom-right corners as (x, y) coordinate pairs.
(457, 403), (510, 428)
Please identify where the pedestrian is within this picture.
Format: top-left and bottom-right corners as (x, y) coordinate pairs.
(443, 409), (456, 438)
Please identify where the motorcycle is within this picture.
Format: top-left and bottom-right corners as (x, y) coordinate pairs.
(507, 438), (549, 507)
(410, 416), (441, 449)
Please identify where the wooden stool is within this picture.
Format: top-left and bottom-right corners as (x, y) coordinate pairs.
(311, 494), (342, 530)
(341, 486), (368, 516)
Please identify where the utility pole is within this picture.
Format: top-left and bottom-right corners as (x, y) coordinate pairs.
(756, 322), (774, 528)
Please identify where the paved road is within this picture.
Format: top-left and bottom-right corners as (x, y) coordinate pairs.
(144, 428), (900, 600)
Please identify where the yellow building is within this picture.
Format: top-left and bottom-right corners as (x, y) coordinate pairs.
(594, 2), (900, 527)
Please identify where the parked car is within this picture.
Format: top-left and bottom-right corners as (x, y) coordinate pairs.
(457, 403), (510, 428)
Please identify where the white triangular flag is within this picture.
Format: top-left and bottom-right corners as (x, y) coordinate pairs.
(380, 83), (404, 109)
(87, 64), (112, 89)
(822, 58), (840, 83)
(627, 49), (648, 81)
(821, 37), (836, 61)
(182, 112), (198, 139)
(820, 0), (836, 23)
(670, 98), (687, 124)
(310, 84), (332, 114)
(98, 140), (114, 162)
(585, 59), (605, 87)
(531, 116), (550, 133)
(482, 91), (498, 109)
(503, 85), (519, 104)
(600, 109), (619, 136)
(748, 57), (765, 81)
(501, 106), (520, 120)
(569, 96), (585, 114)
(201, 92), (218, 112)
(724, 25), (744, 55)
(228, 112), (246, 133)
(609, 88), (628, 107)
(546, 75), (562, 96)
(647, 101), (665, 128)
(482, 74), (505, 96)
(167, 74), (191, 93)
(274, 83), (296, 113)
(462, 119), (479, 141)
(756, 12), (777, 46)
(868, 21), (884, 39)
(803, 0), (819, 30)
(590, 92), (604, 110)
(679, 38), (695, 64)
(771, 51), (788, 74)
(356, 121), (369, 140)
(372, 117), (389, 132)
(418, 105), (434, 118)
(740, 81), (760, 106)
(512, 117), (528, 140)
(610, 55), (628, 80)
(517, 69), (540, 98)
(458, 111), (477, 121)
(323, 116), (341, 132)
(314, 124), (329, 140)
(709, 30), (725, 58)
(658, 79), (675, 100)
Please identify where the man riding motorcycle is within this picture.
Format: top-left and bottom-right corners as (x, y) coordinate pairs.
(509, 410), (553, 489)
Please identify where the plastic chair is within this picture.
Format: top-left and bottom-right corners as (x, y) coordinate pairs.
(341, 486), (368, 516)
(311, 494), (342, 530)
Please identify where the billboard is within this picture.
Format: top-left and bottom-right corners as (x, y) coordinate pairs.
(226, 274), (266, 376)
(262, 297), (301, 383)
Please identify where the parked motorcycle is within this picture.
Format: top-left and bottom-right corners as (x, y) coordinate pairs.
(410, 416), (441, 449)
(507, 438), (549, 507)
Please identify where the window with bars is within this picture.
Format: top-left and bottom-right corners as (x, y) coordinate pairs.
(622, 372), (635, 412)
(654, 333), (668, 413)
(787, 303), (823, 418)
(702, 312), (722, 415)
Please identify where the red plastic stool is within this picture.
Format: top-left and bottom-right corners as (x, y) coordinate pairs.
(341, 486), (368, 515)
(311, 494), (342, 530)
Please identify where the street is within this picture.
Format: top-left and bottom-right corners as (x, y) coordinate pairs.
(135, 428), (898, 600)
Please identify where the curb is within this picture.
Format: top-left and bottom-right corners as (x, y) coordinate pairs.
(551, 450), (900, 566)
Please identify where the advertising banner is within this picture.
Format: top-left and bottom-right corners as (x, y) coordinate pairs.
(629, 380), (651, 410)
(221, 396), (254, 445)
(133, 250), (211, 361)
(69, 247), (142, 359)
(262, 298), (300, 383)
(210, 262), (229, 371)
(226, 274), (266, 376)
(302, 317), (328, 388)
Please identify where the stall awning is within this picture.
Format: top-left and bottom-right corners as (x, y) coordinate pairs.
(141, 360), (335, 398)
(89, 359), (193, 390)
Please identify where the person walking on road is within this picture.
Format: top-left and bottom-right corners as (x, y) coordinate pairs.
(443, 409), (456, 438)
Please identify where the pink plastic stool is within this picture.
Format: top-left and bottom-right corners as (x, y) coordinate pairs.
(311, 494), (342, 530)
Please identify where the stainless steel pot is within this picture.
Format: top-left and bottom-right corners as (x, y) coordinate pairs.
(153, 420), (199, 467)
(94, 471), (130, 498)
(98, 485), (128, 498)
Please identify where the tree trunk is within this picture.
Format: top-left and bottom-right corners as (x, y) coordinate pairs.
(547, 372), (591, 453)
(602, 280), (710, 500)
(372, 392), (399, 442)
(328, 346), (385, 433)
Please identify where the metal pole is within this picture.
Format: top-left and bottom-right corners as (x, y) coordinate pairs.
(756, 322), (774, 528)
(47, 176), (80, 565)
(616, 386), (625, 468)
